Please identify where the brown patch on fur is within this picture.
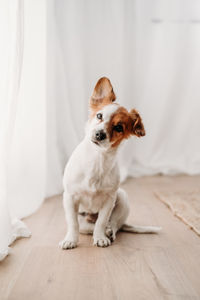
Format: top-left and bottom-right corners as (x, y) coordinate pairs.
(90, 77), (116, 118)
(86, 213), (98, 223)
(79, 212), (98, 223)
(107, 107), (145, 147)
(130, 109), (145, 137)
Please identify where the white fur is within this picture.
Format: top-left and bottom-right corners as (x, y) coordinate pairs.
(59, 104), (161, 249)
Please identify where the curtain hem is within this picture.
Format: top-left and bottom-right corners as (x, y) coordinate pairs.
(0, 218), (31, 262)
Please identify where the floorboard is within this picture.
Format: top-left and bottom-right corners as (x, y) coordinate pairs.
(1, 175), (200, 300)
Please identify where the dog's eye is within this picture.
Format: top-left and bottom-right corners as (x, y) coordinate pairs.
(114, 124), (123, 132)
(97, 113), (103, 120)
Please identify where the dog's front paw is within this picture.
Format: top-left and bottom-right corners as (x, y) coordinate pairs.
(59, 237), (78, 250)
(93, 235), (111, 247)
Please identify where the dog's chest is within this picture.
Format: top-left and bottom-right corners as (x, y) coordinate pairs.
(64, 141), (120, 212)
(79, 190), (106, 213)
(76, 155), (118, 213)
(82, 153), (118, 191)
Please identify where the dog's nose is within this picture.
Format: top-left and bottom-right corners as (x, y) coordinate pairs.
(96, 130), (107, 141)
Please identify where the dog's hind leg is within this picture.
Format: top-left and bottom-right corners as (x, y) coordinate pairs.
(105, 188), (161, 242)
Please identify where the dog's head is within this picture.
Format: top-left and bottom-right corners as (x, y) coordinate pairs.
(88, 77), (145, 150)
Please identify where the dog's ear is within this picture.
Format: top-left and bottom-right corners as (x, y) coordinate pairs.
(129, 109), (145, 137)
(90, 77), (116, 112)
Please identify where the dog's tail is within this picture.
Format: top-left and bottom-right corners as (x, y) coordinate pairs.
(120, 223), (162, 234)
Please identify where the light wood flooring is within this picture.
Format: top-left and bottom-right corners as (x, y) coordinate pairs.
(1, 175), (200, 300)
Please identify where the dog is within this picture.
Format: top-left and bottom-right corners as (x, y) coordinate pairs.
(59, 77), (161, 249)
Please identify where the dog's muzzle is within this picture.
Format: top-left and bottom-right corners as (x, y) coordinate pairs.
(95, 130), (107, 141)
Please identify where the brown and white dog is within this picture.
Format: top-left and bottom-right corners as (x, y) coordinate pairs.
(59, 77), (161, 249)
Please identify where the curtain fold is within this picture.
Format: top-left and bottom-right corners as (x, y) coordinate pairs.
(0, 0), (31, 261)
(0, 0), (46, 261)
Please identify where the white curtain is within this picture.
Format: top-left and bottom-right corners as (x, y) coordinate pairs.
(47, 0), (200, 196)
(0, 0), (46, 261)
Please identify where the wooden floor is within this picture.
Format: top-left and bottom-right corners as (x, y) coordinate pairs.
(1, 175), (200, 300)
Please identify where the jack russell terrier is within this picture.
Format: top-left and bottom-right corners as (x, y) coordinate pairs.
(59, 77), (161, 249)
